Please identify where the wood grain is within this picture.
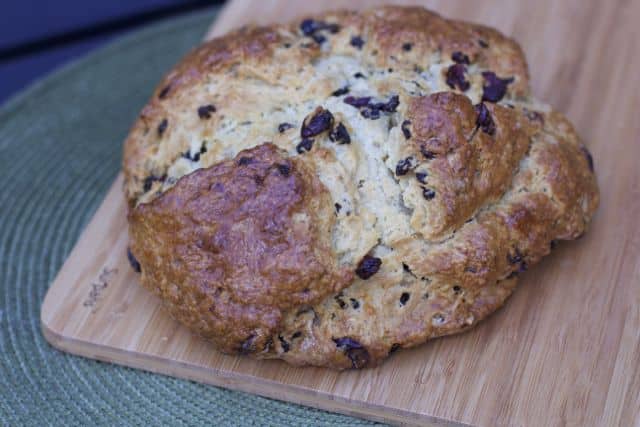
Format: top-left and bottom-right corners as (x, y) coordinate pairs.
(41, 1), (640, 426)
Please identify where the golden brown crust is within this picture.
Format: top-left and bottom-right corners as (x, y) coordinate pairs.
(404, 92), (533, 239)
(124, 5), (599, 369)
(128, 143), (352, 353)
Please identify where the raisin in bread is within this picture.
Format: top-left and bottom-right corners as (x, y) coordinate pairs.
(123, 6), (599, 369)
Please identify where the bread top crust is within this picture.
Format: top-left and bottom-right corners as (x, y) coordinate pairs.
(123, 6), (599, 368)
(122, 6), (530, 206)
(128, 143), (353, 353)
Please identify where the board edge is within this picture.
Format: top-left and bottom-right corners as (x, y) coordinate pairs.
(40, 316), (470, 427)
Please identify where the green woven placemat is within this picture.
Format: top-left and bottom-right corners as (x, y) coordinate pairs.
(0, 8), (383, 426)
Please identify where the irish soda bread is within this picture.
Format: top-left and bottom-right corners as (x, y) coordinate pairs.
(124, 6), (599, 369)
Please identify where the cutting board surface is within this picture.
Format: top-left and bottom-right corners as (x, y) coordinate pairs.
(41, 1), (640, 426)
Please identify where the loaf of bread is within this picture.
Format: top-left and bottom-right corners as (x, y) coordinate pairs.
(123, 6), (599, 369)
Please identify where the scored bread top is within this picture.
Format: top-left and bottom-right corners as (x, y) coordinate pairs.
(124, 6), (599, 369)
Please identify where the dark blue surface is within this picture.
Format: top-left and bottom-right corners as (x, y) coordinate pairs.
(0, 0), (220, 104)
(1, 0), (185, 50)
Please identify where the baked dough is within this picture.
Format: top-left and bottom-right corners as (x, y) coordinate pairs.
(124, 6), (599, 369)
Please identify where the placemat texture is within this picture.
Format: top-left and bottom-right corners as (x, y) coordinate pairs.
(0, 7), (381, 426)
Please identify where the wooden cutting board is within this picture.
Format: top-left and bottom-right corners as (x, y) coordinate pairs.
(41, 1), (640, 425)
